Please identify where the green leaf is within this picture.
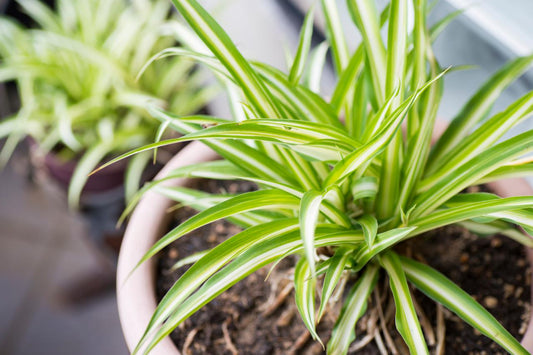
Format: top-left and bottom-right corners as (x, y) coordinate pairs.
(413, 130), (533, 217)
(325, 70), (447, 187)
(289, 6), (315, 85)
(355, 214), (378, 248)
(354, 227), (417, 269)
(124, 151), (151, 204)
(254, 62), (345, 128)
(121, 160), (301, 222)
(399, 37), (442, 213)
(347, 0), (386, 104)
(458, 220), (533, 247)
(127, 106), (299, 186)
(0, 117), (18, 139)
(153, 186), (273, 227)
(361, 85), (401, 142)
(299, 186), (352, 276)
(168, 249), (210, 272)
(94, 119), (359, 177)
(327, 264), (379, 355)
(410, 0), (428, 95)
(56, 95), (82, 152)
(351, 176), (378, 201)
(18, 0), (62, 32)
(318, 247), (353, 320)
(411, 195), (533, 236)
(429, 8), (463, 41)
(385, 0), (408, 97)
(294, 257), (321, 343)
(68, 141), (113, 209)
(380, 253), (429, 354)
(320, 0), (348, 73)
(170, 0), (280, 118)
(476, 159), (533, 184)
(428, 54), (533, 173)
(401, 255), (530, 355)
(300, 190), (325, 276)
(330, 46), (364, 113)
(135, 189), (300, 269)
(152, 119), (171, 164)
(488, 209), (533, 237)
(420, 91), (533, 192)
(305, 41), (329, 93)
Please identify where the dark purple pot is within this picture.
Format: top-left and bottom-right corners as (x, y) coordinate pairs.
(43, 150), (127, 193)
(27, 138), (127, 196)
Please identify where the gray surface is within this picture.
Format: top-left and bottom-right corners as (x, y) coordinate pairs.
(0, 162), (128, 355)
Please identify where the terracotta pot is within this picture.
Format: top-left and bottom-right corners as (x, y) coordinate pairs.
(117, 141), (218, 354)
(116, 141), (533, 354)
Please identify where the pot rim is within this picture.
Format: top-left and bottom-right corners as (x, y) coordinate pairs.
(117, 141), (218, 354)
(116, 141), (533, 354)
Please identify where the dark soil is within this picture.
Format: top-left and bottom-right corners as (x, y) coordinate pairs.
(156, 180), (531, 355)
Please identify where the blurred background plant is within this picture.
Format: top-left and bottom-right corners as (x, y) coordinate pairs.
(0, 0), (215, 207)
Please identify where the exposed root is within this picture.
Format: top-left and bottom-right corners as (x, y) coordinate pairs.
(393, 336), (410, 355)
(384, 293), (395, 324)
(182, 327), (199, 355)
(348, 333), (376, 353)
(366, 308), (379, 334)
(374, 289), (398, 355)
(435, 303), (446, 355)
(412, 292), (436, 346)
(261, 282), (293, 316)
(331, 273), (349, 304)
(373, 328), (388, 355)
(348, 309), (379, 352)
(222, 318), (238, 355)
(287, 330), (311, 354)
(276, 305), (296, 327)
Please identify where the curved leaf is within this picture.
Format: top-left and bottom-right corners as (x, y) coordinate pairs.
(289, 7), (315, 85)
(428, 54), (533, 173)
(318, 247), (353, 320)
(327, 264), (379, 355)
(294, 257), (321, 343)
(401, 255), (529, 355)
(381, 253), (429, 354)
(135, 189), (300, 269)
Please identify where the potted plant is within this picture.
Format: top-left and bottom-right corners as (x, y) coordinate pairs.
(0, 0), (214, 207)
(110, 0), (533, 353)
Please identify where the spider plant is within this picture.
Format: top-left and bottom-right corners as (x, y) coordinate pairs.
(102, 0), (533, 353)
(0, 0), (214, 207)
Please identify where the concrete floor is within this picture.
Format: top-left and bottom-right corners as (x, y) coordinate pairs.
(0, 157), (128, 355)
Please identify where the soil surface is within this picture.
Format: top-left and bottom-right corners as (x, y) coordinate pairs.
(156, 180), (531, 355)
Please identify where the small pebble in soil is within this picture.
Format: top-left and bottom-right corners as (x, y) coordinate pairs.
(483, 296), (498, 308)
(168, 248), (178, 259)
(503, 284), (515, 299)
(490, 237), (502, 248)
